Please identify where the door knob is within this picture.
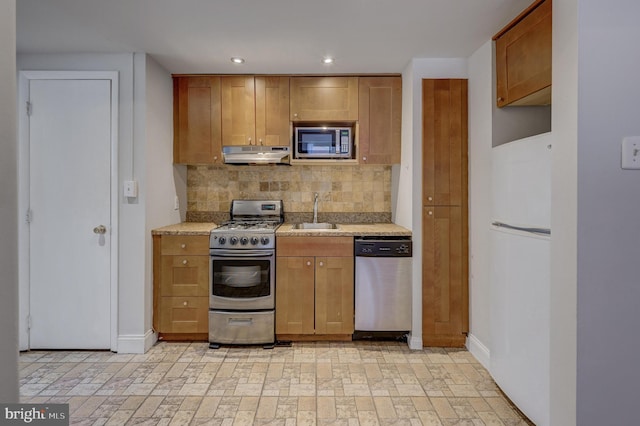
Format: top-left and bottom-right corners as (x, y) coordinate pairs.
(93, 225), (107, 234)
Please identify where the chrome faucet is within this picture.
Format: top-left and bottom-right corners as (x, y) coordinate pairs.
(313, 192), (319, 223)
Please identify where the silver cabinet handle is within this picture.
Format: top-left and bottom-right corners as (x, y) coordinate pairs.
(93, 225), (107, 234)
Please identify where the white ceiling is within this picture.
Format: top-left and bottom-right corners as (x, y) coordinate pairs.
(17, 0), (532, 75)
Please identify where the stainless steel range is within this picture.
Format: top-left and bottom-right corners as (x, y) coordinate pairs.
(208, 200), (283, 348)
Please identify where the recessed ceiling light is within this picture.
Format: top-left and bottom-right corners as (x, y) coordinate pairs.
(230, 57), (245, 64)
(322, 57), (335, 65)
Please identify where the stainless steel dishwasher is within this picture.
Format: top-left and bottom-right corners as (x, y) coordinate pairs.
(354, 237), (412, 340)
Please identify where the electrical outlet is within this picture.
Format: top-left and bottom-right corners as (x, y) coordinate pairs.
(622, 136), (640, 169)
(174, 195), (180, 210)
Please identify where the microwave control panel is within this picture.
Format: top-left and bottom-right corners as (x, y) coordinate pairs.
(340, 130), (350, 153)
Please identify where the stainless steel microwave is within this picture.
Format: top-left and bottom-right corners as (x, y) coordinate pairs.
(294, 127), (352, 159)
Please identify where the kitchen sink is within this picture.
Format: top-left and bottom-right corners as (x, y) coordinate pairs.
(292, 222), (337, 230)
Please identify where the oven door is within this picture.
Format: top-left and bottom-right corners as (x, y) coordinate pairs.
(210, 249), (275, 310)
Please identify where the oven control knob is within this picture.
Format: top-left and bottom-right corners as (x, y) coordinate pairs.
(230, 236), (239, 245)
(260, 236), (270, 245)
(240, 236), (249, 245)
(250, 236), (259, 245)
(218, 236), (226, 245)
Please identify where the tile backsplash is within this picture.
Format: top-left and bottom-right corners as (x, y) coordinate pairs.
(186, 164), (392, 223)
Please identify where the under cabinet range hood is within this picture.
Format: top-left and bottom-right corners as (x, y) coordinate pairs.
(222, 145), (290, 165)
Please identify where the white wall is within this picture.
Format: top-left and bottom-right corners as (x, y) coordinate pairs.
(16, 53), (169, 353)
(574, 1), (640, 424)
(466, 41), (493, 368)
(0, 0), (19, 402)
(550, 0), (577, 424)
(396, 58), (467, 350)
(143, 55), (182, 343)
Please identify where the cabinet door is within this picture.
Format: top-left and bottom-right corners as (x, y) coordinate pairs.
(422, 206), (468, 347)
(159, 255), (209, 296)
(290, 76), (358, 121)
(255, 76), (290, 146)
(358, 76), (402, 164)
(315, 256), (354, 335)
(275, 256), (315, 334)
(221, 75), (256, 145)
(422, 79), (468, 206)
(174, 76), (222, 164)
(495, 0), (551, 107)
(159, 296), (209, 333)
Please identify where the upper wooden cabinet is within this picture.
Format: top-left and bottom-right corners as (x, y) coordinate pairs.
(255, 76), (291, 146)
(422, 79), (468, 207)
(173, 76), (222, 164)
(221, 76), (256, 146)
(290, 76), (358, 122)
(358, 76), (402, 164)
(221, 75), (290, 146)
(174, 74), (402, 164)
(494, 0), (552, 107)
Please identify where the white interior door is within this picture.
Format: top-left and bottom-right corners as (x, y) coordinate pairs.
(28, 78), (112, 349)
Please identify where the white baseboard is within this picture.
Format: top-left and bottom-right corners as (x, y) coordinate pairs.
(466, 333), (490, 369)
(117, 329), (157, 354)
(408, 333), (423, 350)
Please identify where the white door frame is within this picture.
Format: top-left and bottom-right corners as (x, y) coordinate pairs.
(18, 71), (119, 351)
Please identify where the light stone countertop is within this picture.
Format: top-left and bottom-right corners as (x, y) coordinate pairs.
(152, 222), (411, 237)
(151, 222), (217, 236)
(276, 223), (411, 237)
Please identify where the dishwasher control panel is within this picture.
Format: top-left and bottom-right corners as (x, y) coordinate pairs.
(354, 238), (412, 257)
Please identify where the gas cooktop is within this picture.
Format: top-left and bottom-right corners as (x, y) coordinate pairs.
(210, 200), (284, 249)
(213, 220), (281, 232)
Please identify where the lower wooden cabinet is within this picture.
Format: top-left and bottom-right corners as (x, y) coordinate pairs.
(158, 296), (208, 334)
(153, 234), (210, 340)
(422, 207), (468, 347)
(276, 237), (354, 338)
(275, 256), (317, 335)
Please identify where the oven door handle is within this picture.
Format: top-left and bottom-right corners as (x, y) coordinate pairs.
(211, 249), (274, 257)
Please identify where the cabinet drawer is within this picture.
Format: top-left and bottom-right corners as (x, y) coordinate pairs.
(209, 310), (274, 345)
(276, 236), (353, 257)
(159, 255), (209, 296)
(159, 296), (208, 333)
(160, 235), (209, 255)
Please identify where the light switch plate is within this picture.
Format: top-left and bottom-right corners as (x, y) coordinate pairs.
(622, 136), (640, 169)
(124, 180), (138, 197)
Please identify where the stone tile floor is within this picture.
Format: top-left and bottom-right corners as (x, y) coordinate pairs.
(19, 341), (533, 425)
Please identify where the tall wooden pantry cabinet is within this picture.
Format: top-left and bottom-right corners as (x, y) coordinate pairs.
(422, 79), (469, 347)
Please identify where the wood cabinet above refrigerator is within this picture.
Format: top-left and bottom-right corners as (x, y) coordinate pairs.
(493, 0), (552, 107)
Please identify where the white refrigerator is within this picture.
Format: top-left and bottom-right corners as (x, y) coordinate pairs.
(490, 133), (551, 425)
